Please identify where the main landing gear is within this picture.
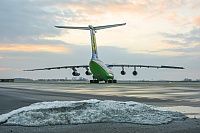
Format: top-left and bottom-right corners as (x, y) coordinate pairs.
(90, 79), (117, 83)
(107, 79), (117, 83)
(90, 80), (99, 83)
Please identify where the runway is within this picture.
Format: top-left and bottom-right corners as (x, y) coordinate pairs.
(0, 82), (199, 133)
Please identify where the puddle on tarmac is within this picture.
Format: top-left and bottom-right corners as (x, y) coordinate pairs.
(162, 106), (200, 118)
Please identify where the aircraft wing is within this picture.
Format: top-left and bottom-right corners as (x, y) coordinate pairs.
(24, 65), (89, 71)
(107, 64), (184, 69)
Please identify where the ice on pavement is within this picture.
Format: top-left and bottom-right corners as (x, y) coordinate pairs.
(0, 99), (187, 126)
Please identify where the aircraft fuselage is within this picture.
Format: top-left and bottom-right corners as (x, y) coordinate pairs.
(89, 59), (114, 82)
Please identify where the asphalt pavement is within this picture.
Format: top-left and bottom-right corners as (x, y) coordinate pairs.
(0, 82), (199, 133)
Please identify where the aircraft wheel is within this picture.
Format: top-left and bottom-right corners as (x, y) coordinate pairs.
(94, 80), (99, 83)
(90, 80), (99, 83)
(108, 80), (113, 83)
(108, 79), (117, 83)
(113, 80), (117, 83)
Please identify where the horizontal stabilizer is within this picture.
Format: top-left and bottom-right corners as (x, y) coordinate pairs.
(55, 23), (126, 30)
(94, 23), (126, 30)
(55, 26), (90, 30)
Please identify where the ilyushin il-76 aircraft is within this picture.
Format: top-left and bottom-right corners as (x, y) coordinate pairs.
(24, 23), (184, 83)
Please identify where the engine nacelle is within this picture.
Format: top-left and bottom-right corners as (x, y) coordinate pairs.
(121, 70), (126, 75)
(85, 70), (92, 75)
(72, 71), (80, 76)
(132, 70), (138, 76)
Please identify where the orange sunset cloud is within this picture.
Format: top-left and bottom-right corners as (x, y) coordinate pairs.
(0, 44), (70, 53)
(0, 68), (11, 71)
(193, 16), (200, 27)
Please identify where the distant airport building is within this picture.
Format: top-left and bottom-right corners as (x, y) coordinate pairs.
(183, 78), (192, 82)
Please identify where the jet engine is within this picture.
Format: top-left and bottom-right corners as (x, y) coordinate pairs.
(132, 70), (138, 76)
(121, 70), (126, 75)
(72, 71), (80, 76)
(85, 70), (92, 75)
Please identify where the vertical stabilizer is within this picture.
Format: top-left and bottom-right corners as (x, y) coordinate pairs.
(89, 26), (98, 59)
(55, 23), (126, 60)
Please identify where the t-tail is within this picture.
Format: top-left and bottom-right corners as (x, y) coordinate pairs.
(55, 23), (126, 60)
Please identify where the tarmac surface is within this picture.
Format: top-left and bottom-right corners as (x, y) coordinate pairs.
(0, 82), (199, 133)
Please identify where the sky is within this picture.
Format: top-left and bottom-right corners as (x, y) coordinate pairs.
(0, 0), (200, 81)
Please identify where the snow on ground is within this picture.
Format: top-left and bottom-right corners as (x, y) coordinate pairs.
(0, 99), (187, 126)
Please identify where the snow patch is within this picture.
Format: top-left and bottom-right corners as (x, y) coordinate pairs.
(0, 99), (187, 126)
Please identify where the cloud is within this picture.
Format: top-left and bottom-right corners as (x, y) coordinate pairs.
(52, 0), (196, 24)
(0, 68), (11, 71)
(157, 27), (200, 56)
(161, 28), (200, 45)
(190, 1), (200, 10)
(0, 0), (78, 55)
(54, 0), (187, 15)
(130, 50), (184, 56)
(193, 15), (200, 27)
(0, 44), (70, 53)
(0, 0), (75, 44)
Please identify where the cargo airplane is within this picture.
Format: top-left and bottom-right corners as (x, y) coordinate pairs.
(24, 23), (184, 83)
